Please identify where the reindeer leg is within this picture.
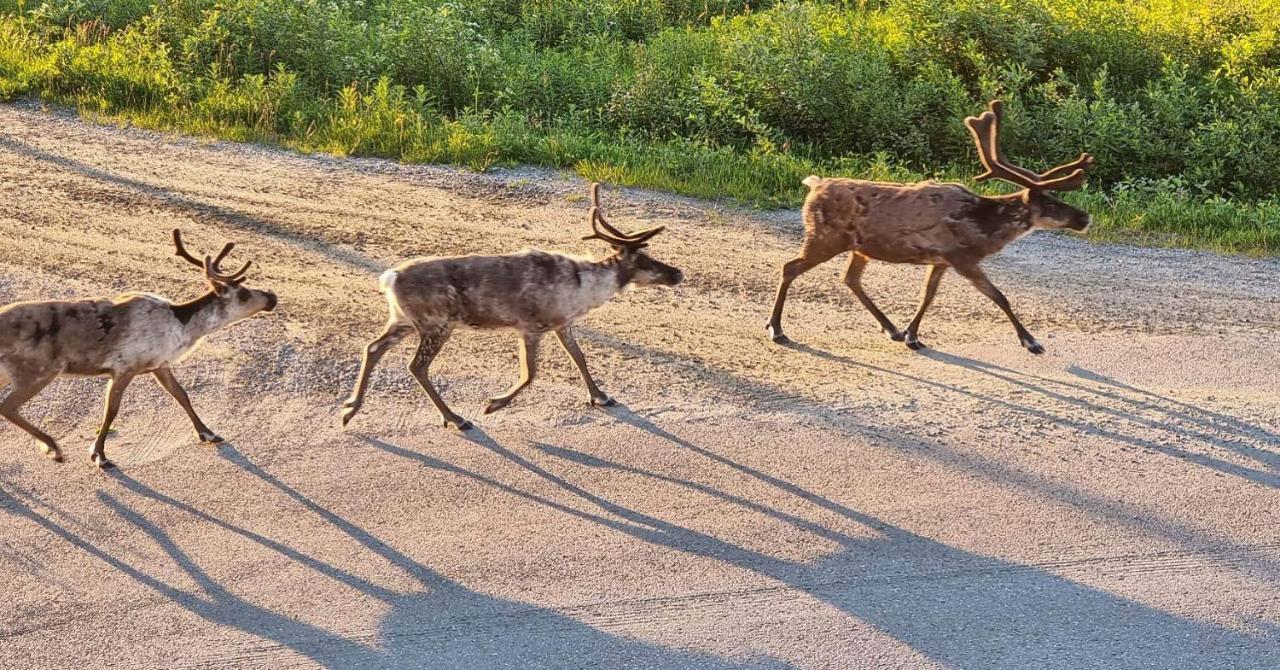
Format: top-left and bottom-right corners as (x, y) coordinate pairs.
(1, 374), (62, 462)
(954, 262), (1043, 354)
(407, 325), (470, 431)
(152, 366), (221, 443)
(842, 253), (903, 342)
(555, 326), (613, 407)
(903, 264), (948, 350)
(484, 332), (540, 415)
(342, 321), (413, 426)
(91, 373), (135, 469)
(767, 242), (843, 344)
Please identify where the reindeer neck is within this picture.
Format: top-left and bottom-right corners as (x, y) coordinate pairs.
(977, 194), (1035, 249)
(586, 253), (634, 289)
(545, 253), (631, 319)
(169, 290), (228, 337)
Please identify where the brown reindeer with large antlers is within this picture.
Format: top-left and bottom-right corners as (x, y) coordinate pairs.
(341, 182), (683, 431)
(767, 100), (1094, 354)
(0, 230), (277, 468)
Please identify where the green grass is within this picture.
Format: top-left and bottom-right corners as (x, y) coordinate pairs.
(1, 1), (1277, 255)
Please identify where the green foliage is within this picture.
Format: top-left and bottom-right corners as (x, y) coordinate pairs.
(0, 0), (1277, 253)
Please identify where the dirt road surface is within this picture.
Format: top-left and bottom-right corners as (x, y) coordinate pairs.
(1, 101), (1277, 669)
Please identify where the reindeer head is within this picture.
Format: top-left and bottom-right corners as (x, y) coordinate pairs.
(582, 183), (684, 287)
(172, 229), (278, 321)
(965, 100), (1095, 233)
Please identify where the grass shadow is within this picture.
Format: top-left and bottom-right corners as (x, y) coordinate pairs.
(0, 136), (385, 274)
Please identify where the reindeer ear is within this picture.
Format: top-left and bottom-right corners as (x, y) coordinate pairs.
(209, 280), (232, 296)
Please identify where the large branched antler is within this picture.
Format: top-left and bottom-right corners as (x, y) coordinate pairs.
(581, 182), (665, 248)
(964, 100), (1094, 192)
(172, 229), (253, 285)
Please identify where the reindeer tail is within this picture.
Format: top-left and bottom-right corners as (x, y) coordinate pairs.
(379, 269), (398, 294)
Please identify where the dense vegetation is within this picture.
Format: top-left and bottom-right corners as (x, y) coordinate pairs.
(1, 0), (1278, 253)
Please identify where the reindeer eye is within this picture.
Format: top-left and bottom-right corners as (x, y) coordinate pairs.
(237, 288), (251, 302)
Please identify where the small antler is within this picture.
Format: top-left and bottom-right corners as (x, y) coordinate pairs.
(172, 229), (253, 285)
(964, 100), (1093, 192)
(581, 183), (665, 248)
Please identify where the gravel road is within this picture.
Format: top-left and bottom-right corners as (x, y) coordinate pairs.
(1, 101), (1277, 669)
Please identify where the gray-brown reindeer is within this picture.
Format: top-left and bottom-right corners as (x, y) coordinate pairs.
(767, 100), (1094, 353)
(0, 230), (277, 468)
(341, 182), (683, 431)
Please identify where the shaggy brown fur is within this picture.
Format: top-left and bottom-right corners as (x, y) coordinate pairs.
(767, 100), (1095, 354)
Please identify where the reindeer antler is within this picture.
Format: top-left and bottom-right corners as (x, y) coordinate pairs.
(964, 100), (1094, 192)
(581, 183), (665, 248)
(172, 229), (253, 285)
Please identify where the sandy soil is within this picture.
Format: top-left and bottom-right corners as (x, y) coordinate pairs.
(0, 100), (1277, 669)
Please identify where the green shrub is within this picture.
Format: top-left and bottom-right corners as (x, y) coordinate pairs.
(42, 22), (181, 111)
(188, 63), (306, 139)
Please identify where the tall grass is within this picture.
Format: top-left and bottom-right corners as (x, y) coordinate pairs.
(0, 0), (1277, 254)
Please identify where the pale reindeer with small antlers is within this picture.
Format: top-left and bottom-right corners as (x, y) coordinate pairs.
(341, 182), (683, 431)
(0, 230), (277, 468)
(767, 100), (1094, 353)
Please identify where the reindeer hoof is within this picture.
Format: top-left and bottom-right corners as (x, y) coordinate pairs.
(339, 405), (359, 427)
(767, 325), (789, 344)
(90, 453), (115, 469)
(42, 444), (64, 463)
(443, 417), (473, 431)
(590, 395), (616, 408)
(198, 431), (224, 444)
(1024, 340), (1045, 355)
(886, 328), (905, 342)
(905, 334), (926, 351)
(483, 398), (510, 415)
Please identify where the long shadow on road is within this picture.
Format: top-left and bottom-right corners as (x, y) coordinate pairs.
(922, 349), (1280, 475)
(0, 136), (385, 274)
(5, 413), (1276, 668)
(581, 331), (1280, 582)
(365, 423), (1279, 670)
(1, 454), (787, 669)
(774, 339), (1280, 488)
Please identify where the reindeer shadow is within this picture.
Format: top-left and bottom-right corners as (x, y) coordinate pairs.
(1, 449), (790, 669)
(365, 423), (1280, 670)
(1065, 364), (1280, 455)
(762, 338), (1280, 488)
(919, 349), (1280, 481)
(571, 334), (1280, 582)
(590, 325), (1278, 490)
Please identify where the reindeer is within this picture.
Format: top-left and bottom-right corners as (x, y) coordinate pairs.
(341, 182), (683, 431)
(766, 100), (1094, 354)
(0, 230), (277, 468)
